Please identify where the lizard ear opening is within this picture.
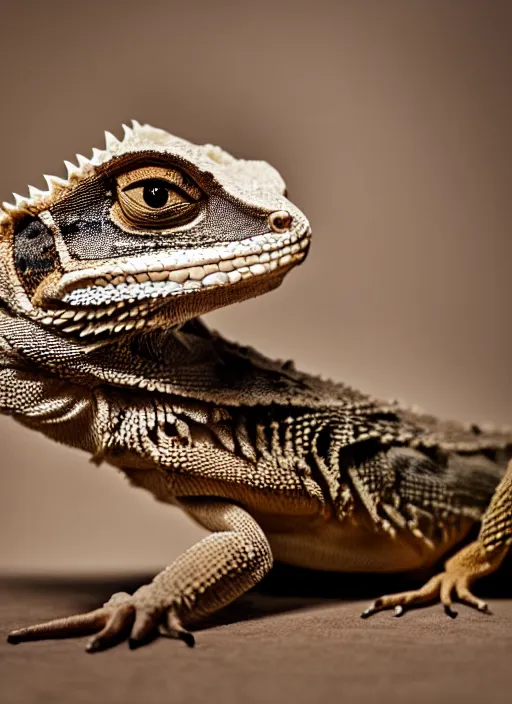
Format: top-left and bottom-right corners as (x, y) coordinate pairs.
(111, 164), (203, 232)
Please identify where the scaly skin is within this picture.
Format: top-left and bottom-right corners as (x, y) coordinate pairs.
(1, 123), (511, 652)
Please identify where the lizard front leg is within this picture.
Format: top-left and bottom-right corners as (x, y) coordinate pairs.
(7, 499), (273, 651)
(362, 459), (512, 619)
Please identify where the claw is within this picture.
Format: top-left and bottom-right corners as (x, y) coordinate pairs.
(128, 638), (146, 650)
(179, 631), (195, 648)
(128, 609), (159, 649)
(394, 605), (405, 617)
(160, 613), (195, 647)
(443, 604), (458, 619)
(360, 605), (377, 619)
(361, 597), (384, 619)
(85, 639), (104, 653)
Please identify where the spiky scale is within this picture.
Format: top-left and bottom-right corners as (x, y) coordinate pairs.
(75, 153), (90, 168)
(63, 160), (80, 179)
(91, 147), (104, 164)
(12, 193), (26, 206)
(28, 185), (47, 200)
(43, 174), (68, 190)
(104, 131), (120, 150)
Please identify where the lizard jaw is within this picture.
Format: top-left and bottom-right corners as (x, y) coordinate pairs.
(31, 227), (311, 339)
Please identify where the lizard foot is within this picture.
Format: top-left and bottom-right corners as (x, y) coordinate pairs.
(7, 590), (194, 652)
(361, 540), (505, 619)
(6, 502), (274, 653)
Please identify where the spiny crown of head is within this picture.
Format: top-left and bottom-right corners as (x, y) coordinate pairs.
(0, 120), (289, 225)
(0, 121), (311, 342)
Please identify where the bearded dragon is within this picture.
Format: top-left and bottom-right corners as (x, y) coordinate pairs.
(1, 122), (511, 652)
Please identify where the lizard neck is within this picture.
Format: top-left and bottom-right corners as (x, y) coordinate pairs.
(0, 308), (353, 410)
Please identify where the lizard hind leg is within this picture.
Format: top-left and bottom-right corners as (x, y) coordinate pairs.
(360, 542), (504, 619)
(362, 458), (512, 619)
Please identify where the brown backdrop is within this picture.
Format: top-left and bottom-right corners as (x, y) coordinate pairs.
(0, 0), (510, 572)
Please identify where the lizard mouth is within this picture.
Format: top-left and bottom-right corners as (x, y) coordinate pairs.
(33, 227), (311, 338)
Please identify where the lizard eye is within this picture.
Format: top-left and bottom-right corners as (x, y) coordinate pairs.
(113, 165), (203, 230)
(140, 180), (172, 209)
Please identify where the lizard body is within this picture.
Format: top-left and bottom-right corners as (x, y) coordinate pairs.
(1, 123), (511, 650)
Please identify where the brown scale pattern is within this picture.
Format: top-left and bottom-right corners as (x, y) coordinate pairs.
(480, 463), (512, 551)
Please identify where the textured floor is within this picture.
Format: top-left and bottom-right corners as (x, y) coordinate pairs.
(1, 569), (511, 704)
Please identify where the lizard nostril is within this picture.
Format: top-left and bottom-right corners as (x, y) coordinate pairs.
(268, 210), (293, 234)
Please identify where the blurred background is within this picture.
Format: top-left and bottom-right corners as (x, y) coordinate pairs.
(0, 0), (510, 573)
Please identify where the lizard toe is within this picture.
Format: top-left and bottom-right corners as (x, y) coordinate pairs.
(7, 607), (109, 644)
(453, 577), (490, 614)
(128, 609), (161, 649)
(361, 574), (444, 617)
(85, 604), (135, 653)
(439, 576), (458, 618)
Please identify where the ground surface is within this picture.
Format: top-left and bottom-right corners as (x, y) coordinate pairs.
(1, 569), (511, 704)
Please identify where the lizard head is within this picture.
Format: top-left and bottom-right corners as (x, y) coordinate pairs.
(0, 122), (310, 341)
